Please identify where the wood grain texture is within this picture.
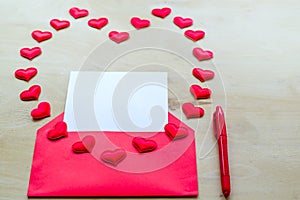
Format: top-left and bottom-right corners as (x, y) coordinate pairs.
(1, 0), (300, 200)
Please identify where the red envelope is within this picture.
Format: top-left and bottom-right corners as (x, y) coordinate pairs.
(27, 112), (198, 197)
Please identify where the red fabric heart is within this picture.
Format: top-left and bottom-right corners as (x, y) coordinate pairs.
(31, 102), (51, 120)
(193, 47), (213, 61)
(190, 84), (211, 99)
(184, 30), (205, 41)
(88, 18), (108, 29)
(47, 121), (68, 140)
(132, 137), (157, 153)
(20, 47), (42, 60)
(50, 19), (70, 31)
(192, 68), (214, 82)
(182, 103), (204, 119)
(109, 31), (130, 43)
(31, 30), (52, 43)
(164, 123), (189, 140)
(151, 7), (171, 18)
(72, 135), (95, 153)
(20, 85), (41, 101)
(130, 17), (150, 29)
(14, 67), (37, 82)
(69, 7), (89, 19)
(100, 148), (127, 166)
(173, 16), (193, 29)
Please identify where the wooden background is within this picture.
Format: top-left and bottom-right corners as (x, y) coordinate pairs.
(1, 0), (299, 200)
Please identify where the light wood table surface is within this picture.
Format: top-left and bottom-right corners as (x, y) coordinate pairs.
(1, 0), (299, 200)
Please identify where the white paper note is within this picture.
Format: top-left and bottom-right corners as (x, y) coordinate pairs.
(64, 71), (168, 132)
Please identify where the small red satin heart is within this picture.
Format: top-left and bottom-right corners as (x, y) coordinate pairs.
(31, 30), (52, 42)
(182, 103), (204, 119)
(31, 102), (51, 120)
(20, 85), (41, 101)
(173, 16), (193, 29)
(164, 123), (189, 140)
(130, 17), (150, 29)
(20, 47), (42, 60)
(190, 84), (211, 99)
(47, 121), (68, 140)
(101, 148), (127, 166)
(69, 7), (89, 19)
(192, 68), (214, 82)
(50, 19), (70, 31)
(151, 7), (171, 18)
(193, 47), (213, 61)
(109, 31), (130, 43)
(184, 30), (205, 41)
(88, 18), (108, 29)
(132, 137), (157, 153)
(72, 135), (95, 153)
(14, 67), (37, 82)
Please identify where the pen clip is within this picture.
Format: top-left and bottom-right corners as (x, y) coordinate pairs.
(213, 106), (226, 138)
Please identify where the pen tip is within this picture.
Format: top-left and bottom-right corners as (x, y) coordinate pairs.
(223, 190), (230, 198)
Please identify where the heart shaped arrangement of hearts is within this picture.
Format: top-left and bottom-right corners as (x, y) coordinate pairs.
(18, 4), (219, 199)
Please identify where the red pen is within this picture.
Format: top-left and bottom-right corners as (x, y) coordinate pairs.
(213, 106), (231, 198)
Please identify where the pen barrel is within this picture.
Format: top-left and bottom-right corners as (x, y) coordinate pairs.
(218, 135), (231, 197)
(217, 135), (230, 176)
